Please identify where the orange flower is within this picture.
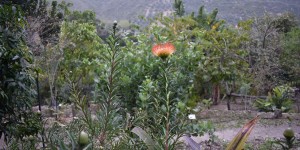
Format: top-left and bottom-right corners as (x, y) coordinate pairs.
(152, 42), (175, 59)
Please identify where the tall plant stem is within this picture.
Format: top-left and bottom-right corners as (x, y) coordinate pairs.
(99, 22), (119, 145)
(36, 70), (45, 149)
(162, 60), (171, 150)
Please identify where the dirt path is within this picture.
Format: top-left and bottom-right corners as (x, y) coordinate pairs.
(194, 123), (300, 142)
(190, 102), (300, 149)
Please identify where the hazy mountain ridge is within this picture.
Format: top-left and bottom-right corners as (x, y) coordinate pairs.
(56, 0), (300, 25)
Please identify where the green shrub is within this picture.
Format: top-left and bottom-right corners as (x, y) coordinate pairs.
(254, 86), (293, 112)
(0, 4), (37, 141)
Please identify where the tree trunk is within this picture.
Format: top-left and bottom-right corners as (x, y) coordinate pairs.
(49, 85), (58, 119)
(227, 94), (231, 110)
(232, 80), (236, 103)
(212, 84), (220, 105)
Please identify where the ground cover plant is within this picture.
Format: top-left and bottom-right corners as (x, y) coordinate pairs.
(0, 0), (300, 149)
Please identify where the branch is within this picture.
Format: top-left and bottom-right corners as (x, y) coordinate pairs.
(229, 93), (267, 99)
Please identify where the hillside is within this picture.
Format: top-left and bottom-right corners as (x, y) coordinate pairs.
(54, 0), (300, 25)
(186, 0), (300, 24)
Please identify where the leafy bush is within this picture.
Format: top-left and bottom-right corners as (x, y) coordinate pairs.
(254, 86), (293, 112)
(0, 4), (38, 141)
(280, 27), (300, 84)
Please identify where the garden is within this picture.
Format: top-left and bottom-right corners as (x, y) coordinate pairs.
(0, 0), (300, 149)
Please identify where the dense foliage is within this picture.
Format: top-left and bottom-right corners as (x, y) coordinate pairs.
(254, 86), (294, 112)
(0, 4), (39, 140)
(281, 27), (300, 85)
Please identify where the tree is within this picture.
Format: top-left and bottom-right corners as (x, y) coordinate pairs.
(173, 0), (185, 17)
(0, 4), (39, 141)
(280, 27), (300, 85)
(59, 10), (103, 103)
(177, 5), (243, 105)
(24, 0), (65, 109)
(248, 13), (298, 94)
(194, 23), (250, 105)
(191, 6), (222, 31)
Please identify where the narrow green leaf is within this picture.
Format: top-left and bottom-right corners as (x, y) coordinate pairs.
(226, 116), (259, 150)
(131, 126), (158, 150)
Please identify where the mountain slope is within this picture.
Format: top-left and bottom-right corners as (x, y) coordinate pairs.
(55, 0), (300, 24)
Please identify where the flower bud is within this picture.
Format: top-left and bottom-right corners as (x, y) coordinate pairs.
(78, 131), (89, 146)
(28, 135), (35, 141)
(36, 110), (41, 116)
(283, 128), (294, 140)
